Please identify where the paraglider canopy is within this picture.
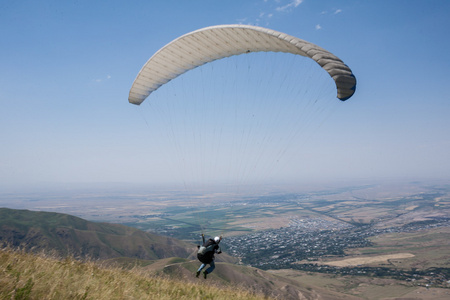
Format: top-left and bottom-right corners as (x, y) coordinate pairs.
(128, 24), (356, 105)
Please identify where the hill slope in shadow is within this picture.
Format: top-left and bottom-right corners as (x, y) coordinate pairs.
(0, 207), (193, 260)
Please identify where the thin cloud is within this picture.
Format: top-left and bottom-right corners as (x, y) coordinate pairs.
(238, 0), (301, 26)
(236, 17), (248, 24)
(315, 24), (322, 30)
(320, 8), (342, 15)
(93, 75), (111, 83)
(276, 0), (303, 12)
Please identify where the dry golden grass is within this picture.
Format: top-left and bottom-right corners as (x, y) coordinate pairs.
(323, 253), (415, 267)
(0, 248), (268, 300)
(229, 216), (290, 230)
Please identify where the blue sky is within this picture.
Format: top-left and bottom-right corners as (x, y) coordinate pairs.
(1, 0), (449, 191)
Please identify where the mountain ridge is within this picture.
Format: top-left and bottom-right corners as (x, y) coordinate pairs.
(0, 207), (193, 260)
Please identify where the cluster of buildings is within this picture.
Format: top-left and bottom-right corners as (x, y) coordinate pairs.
(225, 216), (450, 270)
(225, 217), (371, 268)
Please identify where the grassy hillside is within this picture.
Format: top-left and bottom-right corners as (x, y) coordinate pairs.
(0, 208), (193, 260)
(0, 247), (266, 300)
(135, 256), (359, 300)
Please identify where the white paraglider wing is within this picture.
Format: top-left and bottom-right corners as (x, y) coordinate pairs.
(128, 24), (356, 105)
